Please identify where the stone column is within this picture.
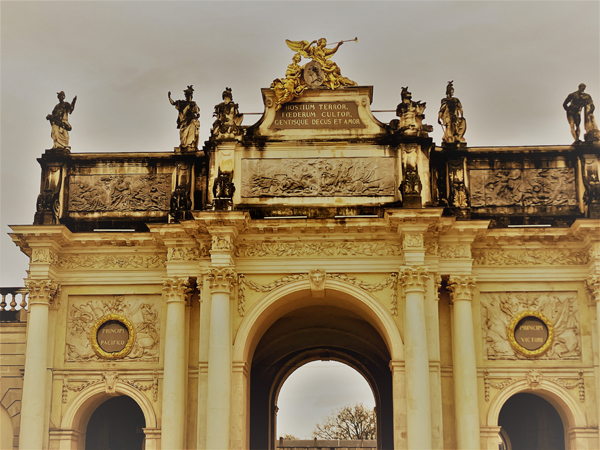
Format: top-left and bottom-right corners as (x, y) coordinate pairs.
(206, 267), (236, 450)
(401, 267), (432, 449)
(586, 275), (600, 444)
(448, 276), (480, 449)
(389, 361), (408, 450)
(19, 279), (57, 450)
(160, 278), (190, 450)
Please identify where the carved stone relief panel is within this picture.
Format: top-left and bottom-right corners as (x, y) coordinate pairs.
(66, 295), (161, 362)
(68, 174), (171, 212)
(241, 158), (395, 197)
(481, 291), (580, 360)
(470, 168), (576, 207)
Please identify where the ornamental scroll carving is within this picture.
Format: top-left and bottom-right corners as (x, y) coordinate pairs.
(481, 292), (580, 360)
(473, 249), (588, 266)
(438, 244), (471, 259)
(65, 295), (160, 362)
(68, 174), (171, 212)
(62, 371), (159, 403)
(470, 168), (576, 207)
(237, 272), (399, 317)
(241, 158), (395, 197)
(235, 241), (402, 258)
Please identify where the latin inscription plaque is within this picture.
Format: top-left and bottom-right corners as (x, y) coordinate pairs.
(270, 101), (365, 129)
(514, 316), (548, 350)
(507, 310), (554, 357)
(90, 313), (135, 359)
(97, 321), (129, 353)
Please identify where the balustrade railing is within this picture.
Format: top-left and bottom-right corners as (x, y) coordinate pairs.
(0, 287), (28, 314)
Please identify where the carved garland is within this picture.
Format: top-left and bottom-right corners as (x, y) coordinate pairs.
(483, 369), (585, 403)
(62, 371), (159, 403)
(236, 272), (399, 317)
(235, 242), (403, 258)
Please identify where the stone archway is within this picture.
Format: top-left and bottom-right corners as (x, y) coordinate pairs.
(53, 381), (159, 450)
(231, 280), (404, 450)
(485, 379), (589, 450)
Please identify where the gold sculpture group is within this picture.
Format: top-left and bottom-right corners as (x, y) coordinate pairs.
(271, 38), (358, 110)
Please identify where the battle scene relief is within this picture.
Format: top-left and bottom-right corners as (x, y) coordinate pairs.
(68, 174), (171, 212)
(481, 291), (580, 360)
(65, 295), (161, 362)
(241, 158), (395, 197)
(470, 168), (576, 207)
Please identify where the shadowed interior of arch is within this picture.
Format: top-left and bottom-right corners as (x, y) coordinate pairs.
(498, 393), (565, 450)
(249, 304), (394, 450)
(85, 395), (146, 450)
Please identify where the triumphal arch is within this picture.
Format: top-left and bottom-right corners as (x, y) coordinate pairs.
(2, 39), (600, 450)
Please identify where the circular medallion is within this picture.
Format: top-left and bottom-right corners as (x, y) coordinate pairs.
(90, 314), (135, 359)
(303, 61), (325, 88)
(507, 311), (553, 357)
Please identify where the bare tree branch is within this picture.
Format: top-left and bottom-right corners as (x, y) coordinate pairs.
(312, 403), (376, 440)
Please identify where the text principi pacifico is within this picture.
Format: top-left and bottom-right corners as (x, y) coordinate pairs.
(271, 37), (358, 110)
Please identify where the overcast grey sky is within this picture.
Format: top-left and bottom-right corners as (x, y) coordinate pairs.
(1, 0), (599, 436)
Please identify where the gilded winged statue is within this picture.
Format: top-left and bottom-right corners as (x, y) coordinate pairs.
(270, 38), (357, 110)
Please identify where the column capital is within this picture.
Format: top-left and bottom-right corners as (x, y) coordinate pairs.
(586, 275), (600, 303)
(207, 267), (237, 294)
(24, 279), (59, 306)
(162, 277), (191, 303)
(400, 266), (429, 292)
(447, 275), (476, 302)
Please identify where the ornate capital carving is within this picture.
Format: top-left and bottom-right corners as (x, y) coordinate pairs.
(585, 275), (600, 303)
(162, 278), (191, 303)
(447, 276), (476, 302)
(207, 267), (236, 293)
(25, 279), (59, 306)
(400, 267), (429, 292)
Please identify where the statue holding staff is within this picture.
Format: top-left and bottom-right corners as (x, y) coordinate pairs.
(168, 85), (200, 151)
(438, 81), (466, 144)
(46, 91), (77, 149)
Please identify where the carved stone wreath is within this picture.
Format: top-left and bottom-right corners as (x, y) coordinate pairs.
(90, 314), (136, 360)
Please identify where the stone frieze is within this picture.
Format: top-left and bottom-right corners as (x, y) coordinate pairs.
(241, 158), (395, 197)
(68, 174), (171, 212)
(481, 291), (580, 360)
(470, 168), (576, 207)
(66, 295), (160, 362)
(473, 249), (588, 266)
(235, 241), (402, 258)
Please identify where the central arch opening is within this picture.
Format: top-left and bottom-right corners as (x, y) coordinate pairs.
(277, 360), (377, 440)
(249, 304), (394, 450)
(85, 395), (145, 450)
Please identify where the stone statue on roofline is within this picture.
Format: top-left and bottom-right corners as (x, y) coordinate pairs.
(168, 85), (200, 152)
(563, 83), (600, 145)
(211, 87), (244, 139)
(46, 91), (77, 149)
(391, 87), (433, 137)
(438, 81), (467, 145)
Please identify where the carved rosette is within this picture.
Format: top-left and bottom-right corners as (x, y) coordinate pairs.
(207, 267), (237, 294)
(400, 267), (429, 292)
(585, 275), (600, 303)
(162, 278), (191, 303)
(25, 279), (59, 306)
(447, 276), (476, 302)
